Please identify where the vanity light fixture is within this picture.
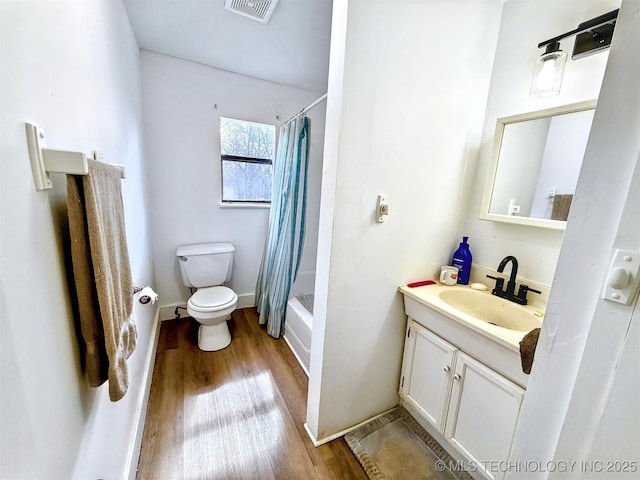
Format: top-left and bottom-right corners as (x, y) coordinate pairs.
(530, 41), (567, 98)
(531, 9), (618, 98)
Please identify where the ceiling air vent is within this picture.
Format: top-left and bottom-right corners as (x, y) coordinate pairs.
(224, 0), (279, 24)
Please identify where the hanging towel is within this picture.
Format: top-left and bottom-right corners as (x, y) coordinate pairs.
(67, 159), (136, 401)
(552, 194), (573, 221)
(519, 327), (541, 374)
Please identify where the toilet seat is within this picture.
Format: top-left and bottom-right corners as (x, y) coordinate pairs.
(188, 286), (237, 313)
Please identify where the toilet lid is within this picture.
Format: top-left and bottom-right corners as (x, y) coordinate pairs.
(190, 286), (236, 309)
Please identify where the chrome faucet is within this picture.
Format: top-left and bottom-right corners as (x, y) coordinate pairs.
(487, 255), (541, 305)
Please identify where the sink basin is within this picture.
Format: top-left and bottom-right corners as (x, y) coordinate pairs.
(438, 289), (541, 332)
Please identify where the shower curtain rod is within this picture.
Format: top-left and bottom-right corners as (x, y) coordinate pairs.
(282, 93), (327, 124)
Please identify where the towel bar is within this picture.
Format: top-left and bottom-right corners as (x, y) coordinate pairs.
(25, 123), (126, 191)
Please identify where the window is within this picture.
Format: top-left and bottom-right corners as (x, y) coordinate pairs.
(220, 117), (275, 204)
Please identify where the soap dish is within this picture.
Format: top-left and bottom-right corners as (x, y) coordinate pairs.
(470, 282), (488, 291)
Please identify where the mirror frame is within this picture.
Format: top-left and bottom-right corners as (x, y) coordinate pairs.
(480, 99), (597, 230)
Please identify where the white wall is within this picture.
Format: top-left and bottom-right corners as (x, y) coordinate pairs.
(0, 1), (156, 478)
(140, 52), (325, 315)
(306, 0), (504, 441)
(460, 0), (620, 285)
(509, 1), (640, 475)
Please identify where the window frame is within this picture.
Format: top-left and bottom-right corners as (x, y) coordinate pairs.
(219, 117), (275, 206)
(220, 154), (273, 205)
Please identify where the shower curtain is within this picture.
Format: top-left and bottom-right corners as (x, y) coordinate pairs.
(255, 115), (310, 338)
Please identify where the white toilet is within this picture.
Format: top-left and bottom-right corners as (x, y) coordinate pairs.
(176, 242), (238, 351)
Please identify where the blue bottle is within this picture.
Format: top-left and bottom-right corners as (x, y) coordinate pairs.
(451, 236), (472, 285)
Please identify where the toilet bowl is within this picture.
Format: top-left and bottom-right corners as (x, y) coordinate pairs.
(186, 286), (238, 351)
(176, 242), (238, 351)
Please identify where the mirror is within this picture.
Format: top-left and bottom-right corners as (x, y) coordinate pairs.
(480, 100), (597, 230)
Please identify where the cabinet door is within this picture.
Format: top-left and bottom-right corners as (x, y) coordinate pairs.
(401, 321), (457, 433)
(445, 352), (524, 479)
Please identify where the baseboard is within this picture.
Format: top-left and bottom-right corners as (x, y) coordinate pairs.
(237, 293), (255, 309)
(304, 423), (323, 446)
(159, 303), (184, 321)
(126, 307), (161, 480)
(303, 407), (397, 447)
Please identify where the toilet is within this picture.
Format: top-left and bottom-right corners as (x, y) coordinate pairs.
(176, 242), (238, 351)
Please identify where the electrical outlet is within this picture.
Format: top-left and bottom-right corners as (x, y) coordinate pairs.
(509, 199), (520, 215)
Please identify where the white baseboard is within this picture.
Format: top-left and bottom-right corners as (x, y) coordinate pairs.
(159, 303), (185, 321)
(126, 307), (161, 480)
(237, 293), (255, 309)
(303, 407), (397, 447)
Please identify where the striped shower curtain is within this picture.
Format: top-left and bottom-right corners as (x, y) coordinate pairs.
(255, 115), (310, 338)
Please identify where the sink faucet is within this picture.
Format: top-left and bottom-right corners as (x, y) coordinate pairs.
(498, 255), (519, 298)
(487, 255), (541, 305)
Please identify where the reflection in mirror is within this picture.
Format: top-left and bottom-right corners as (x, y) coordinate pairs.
(481, 100), (596, 229)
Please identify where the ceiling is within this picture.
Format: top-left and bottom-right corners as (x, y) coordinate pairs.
(123, 0), (333, 93)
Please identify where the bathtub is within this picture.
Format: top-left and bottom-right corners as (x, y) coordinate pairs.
(283, 271), (314, 376)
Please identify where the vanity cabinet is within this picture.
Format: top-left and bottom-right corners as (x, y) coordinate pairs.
(400, 320), (525, 480)
(400, 322), (456, 432)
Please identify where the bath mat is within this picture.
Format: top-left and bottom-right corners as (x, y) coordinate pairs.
(345, 407), (471, 480)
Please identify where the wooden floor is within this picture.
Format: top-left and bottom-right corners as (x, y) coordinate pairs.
(136, 308), (368, 480)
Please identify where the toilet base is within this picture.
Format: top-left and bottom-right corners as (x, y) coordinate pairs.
(197, 321), (231, 351)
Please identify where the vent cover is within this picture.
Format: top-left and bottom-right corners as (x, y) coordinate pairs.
(224, 0), (279, 24)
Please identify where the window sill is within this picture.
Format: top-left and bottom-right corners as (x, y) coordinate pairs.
(219, 202), (271, 209)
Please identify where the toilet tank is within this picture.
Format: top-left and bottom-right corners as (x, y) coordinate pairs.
(176, 242), (235, 288)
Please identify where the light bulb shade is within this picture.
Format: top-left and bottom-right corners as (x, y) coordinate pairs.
(530, 46), (567, 98)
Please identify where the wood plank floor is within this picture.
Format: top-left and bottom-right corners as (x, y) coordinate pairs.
(136, 308), (368, 480)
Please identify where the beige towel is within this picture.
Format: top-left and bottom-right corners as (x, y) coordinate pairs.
(67, 160), (136, 401)
(552, 194), (573, 221)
